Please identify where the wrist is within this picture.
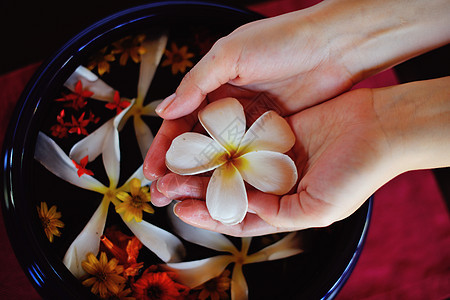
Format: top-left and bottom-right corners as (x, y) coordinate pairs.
(372, 77), (450, 173)
(311, 0), (450, 82)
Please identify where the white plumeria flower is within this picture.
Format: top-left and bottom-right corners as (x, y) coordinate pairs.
(165, 208), (303, 300)
(34, 131), (184, 278)
(166, 97), (298, 225)
(65, 30), (168, 158)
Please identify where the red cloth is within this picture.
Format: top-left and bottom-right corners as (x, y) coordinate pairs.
(1, 1), (449, 299)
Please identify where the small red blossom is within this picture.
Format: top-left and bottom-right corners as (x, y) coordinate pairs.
(50, 110), (70, 138)
(56, 80), (94, 110)
(68, 112), (93, 136)
(105, 91), (131, 115)
(72, 155), (94, 177)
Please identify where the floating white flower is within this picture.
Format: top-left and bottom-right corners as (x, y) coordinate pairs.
(165, 98), (298, 225)
(166, 208), (303, 299)
(35, 130), (185, 278)
(64, 31), (168, 158)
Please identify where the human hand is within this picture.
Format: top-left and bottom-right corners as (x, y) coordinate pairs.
(148, 77), (450, 236)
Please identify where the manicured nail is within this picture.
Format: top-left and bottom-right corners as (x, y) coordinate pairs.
(156, 93), (176, 115)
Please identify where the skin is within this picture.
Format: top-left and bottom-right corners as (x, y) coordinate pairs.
(144, 0), (450, 236)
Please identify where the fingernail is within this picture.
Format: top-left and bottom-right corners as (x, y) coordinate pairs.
(156, 93), (176, 115)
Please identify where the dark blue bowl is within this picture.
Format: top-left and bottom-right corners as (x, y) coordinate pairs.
(1, 2), (372, 299)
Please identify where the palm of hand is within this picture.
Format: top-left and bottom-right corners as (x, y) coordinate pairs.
(149, 89), (388, 236)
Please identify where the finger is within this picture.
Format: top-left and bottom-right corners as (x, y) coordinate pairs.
(156, 39), (240, 120)
(156, 173), (208, 200)
(150, 181), (172, 207)
(173, 199), (282, 237)
(249, 189), (338, 229)
(143, 113), (198, 181)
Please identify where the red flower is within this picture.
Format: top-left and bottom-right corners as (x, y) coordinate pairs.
(101, 228), (144, 278)
(56, 80), (94, 110)
(50, 109), (69, 138)
(68, 112), (92, 136)
(72, 155), (94, 177)
(105, 91), (131, 115)
(132, 270), (189, 300)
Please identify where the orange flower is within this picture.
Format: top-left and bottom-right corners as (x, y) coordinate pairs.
(37, 202), (64, 242)
(82, 252), (127, 298)
(87, 46), (116, 76)
(112, 35), (147, 66)
(132, 270), (188, 300)
(161, 43), (194, 75)
(194, 270), (231, 300)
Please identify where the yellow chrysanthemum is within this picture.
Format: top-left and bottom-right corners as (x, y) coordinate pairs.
(81, 252), (126, 299)
(37, 202), (64, 243)
(115, 178), (154, 222)
(162, 42), (194, 75)
(87, 46), (115, 76)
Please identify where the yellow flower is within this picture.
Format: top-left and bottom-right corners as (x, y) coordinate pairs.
(195, 269), (231, 300)
(87, 46), (116, 76)
(37, 202), (64, 242)
(112, 35), (147, 66)
(81, 252), (126, 299)
(115, 178), (154, 222)
(162, 42), (194, 75)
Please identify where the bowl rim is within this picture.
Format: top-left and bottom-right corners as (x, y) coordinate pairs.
(1, 1), (372, 299)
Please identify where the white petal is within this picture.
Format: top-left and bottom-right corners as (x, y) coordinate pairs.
(122, 165), (151, 189)
(65, 66), (115, 102)
(62, 198), (109, 278)
(102, 128), (120, 187)
(235, 151), (297, 195)
(231, 263), (248, 300)
(142, 100), (163, 117)
(206, 163), (248, 225)
(35, 132), (106, 193)
(124, 217), (185, 263)
(136, 33), (168, 104)
(69, 119), (113, 163)
(199, 98), (246, 153)
(166, 255), (234, 288)
(134, 116), (154, 159)
(168, 203), (238, 254)
(238, 110), (295, 154)
(245, 232), (303, 264)
(166, 132), (227, 175)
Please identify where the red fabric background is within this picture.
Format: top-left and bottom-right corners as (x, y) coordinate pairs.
(1, 1), (449, 299)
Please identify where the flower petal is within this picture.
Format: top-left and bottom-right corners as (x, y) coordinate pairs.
(238, 110), (295, 154)
(231, 263), (248, 300)
(122, 165), (151, 189)
(165, 255), (234, 288)
(65, 66), (115, 102)
(63, 198), (109, 278)
(198, 98), (246, 153)
(206, 163), (247, 225)
(166, 132), (227, 175)
(134, 116), (154, 159)
(245, 232), (303, 264)
(234, 151), (297, 195)
(123, 217), (185, 263)
(70, 104), (133, 187)
(168, 203), (238, 254)
(35, 132), (106, 193)
(142, 100), (163, 117)
(136, 33), (168, 104)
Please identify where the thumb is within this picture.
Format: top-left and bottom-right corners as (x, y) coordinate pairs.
(156, 39), (239, 119)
